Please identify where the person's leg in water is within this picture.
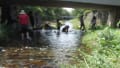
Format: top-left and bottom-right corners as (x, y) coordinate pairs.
(26, 32), (31, 40)
(66, 26), (69, 32)
(82, 24), (85, 30)
(91, 23), (94, 29)
(21, 32), (24, 40)
(80, 24), (85, 30)
(25, 25), (32, 40)
(26, 26), (32, 41)
(21, 25), (31, 40)
(93, 23), (96, 29)
(20, 25), (25, 40)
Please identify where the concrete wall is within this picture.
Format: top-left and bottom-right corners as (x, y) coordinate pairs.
(97, 10), (108, 25)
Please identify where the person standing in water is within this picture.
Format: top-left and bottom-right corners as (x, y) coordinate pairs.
(28, 11), (34, 28)
(18, 10), (31, 40)
(80, 15), (85, 30)
(57, 19), (62, 31)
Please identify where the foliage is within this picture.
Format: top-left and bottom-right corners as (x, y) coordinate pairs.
(72, 8), (92, 17)
(74, 27), (120, 68)
(70, 18), (80, 29)
(23, 6), (70, 21)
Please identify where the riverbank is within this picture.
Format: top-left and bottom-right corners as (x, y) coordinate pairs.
(71, 27), (120, 68)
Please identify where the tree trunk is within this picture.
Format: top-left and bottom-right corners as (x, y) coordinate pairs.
(1, 5), (12, 25)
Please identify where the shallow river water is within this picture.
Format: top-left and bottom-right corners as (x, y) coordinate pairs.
(0, 29), (83, 68)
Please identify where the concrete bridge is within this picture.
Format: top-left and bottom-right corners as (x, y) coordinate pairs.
(0, 0), (120, 26)
(0, 0), (120, 8)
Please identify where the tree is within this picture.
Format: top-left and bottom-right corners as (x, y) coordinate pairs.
(23, 6), (71, 21)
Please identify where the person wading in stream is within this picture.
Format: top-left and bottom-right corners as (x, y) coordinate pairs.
(79, 15), (85, 30)
(18, 10), (31, 40)
(57, 19), (62, 31)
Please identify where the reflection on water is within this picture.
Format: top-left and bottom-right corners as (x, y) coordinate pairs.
(0, 29), (82, 67)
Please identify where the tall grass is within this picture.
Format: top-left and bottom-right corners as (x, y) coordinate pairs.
(75, 27), (120, 68)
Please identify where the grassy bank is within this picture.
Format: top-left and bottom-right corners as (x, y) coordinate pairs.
(73, 27), (120, 68)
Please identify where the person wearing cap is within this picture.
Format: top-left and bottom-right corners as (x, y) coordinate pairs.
(18, 10), (31, 40)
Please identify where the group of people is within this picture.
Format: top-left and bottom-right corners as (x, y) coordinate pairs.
(79, 15), (97, 30)
(18, 9), (97, 40)
(19, 10), (71, 41)
(18, 9), (43, 41)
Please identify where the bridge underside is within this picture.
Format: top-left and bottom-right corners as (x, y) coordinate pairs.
(0, 0), (119, 9)
(0, 0), (120, 27)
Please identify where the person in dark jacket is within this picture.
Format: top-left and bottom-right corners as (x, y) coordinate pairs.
(80, 15), (85, 30)
(91, 16), (96, 29)
(57, 19), (62, 30)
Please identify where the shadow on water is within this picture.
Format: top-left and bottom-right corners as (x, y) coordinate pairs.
(0, 29), (83, 67)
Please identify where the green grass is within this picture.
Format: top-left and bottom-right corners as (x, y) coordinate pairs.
(50, 22), (57, 29)
(70, 18), (80, 29)
(75, 27), (120, 68)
